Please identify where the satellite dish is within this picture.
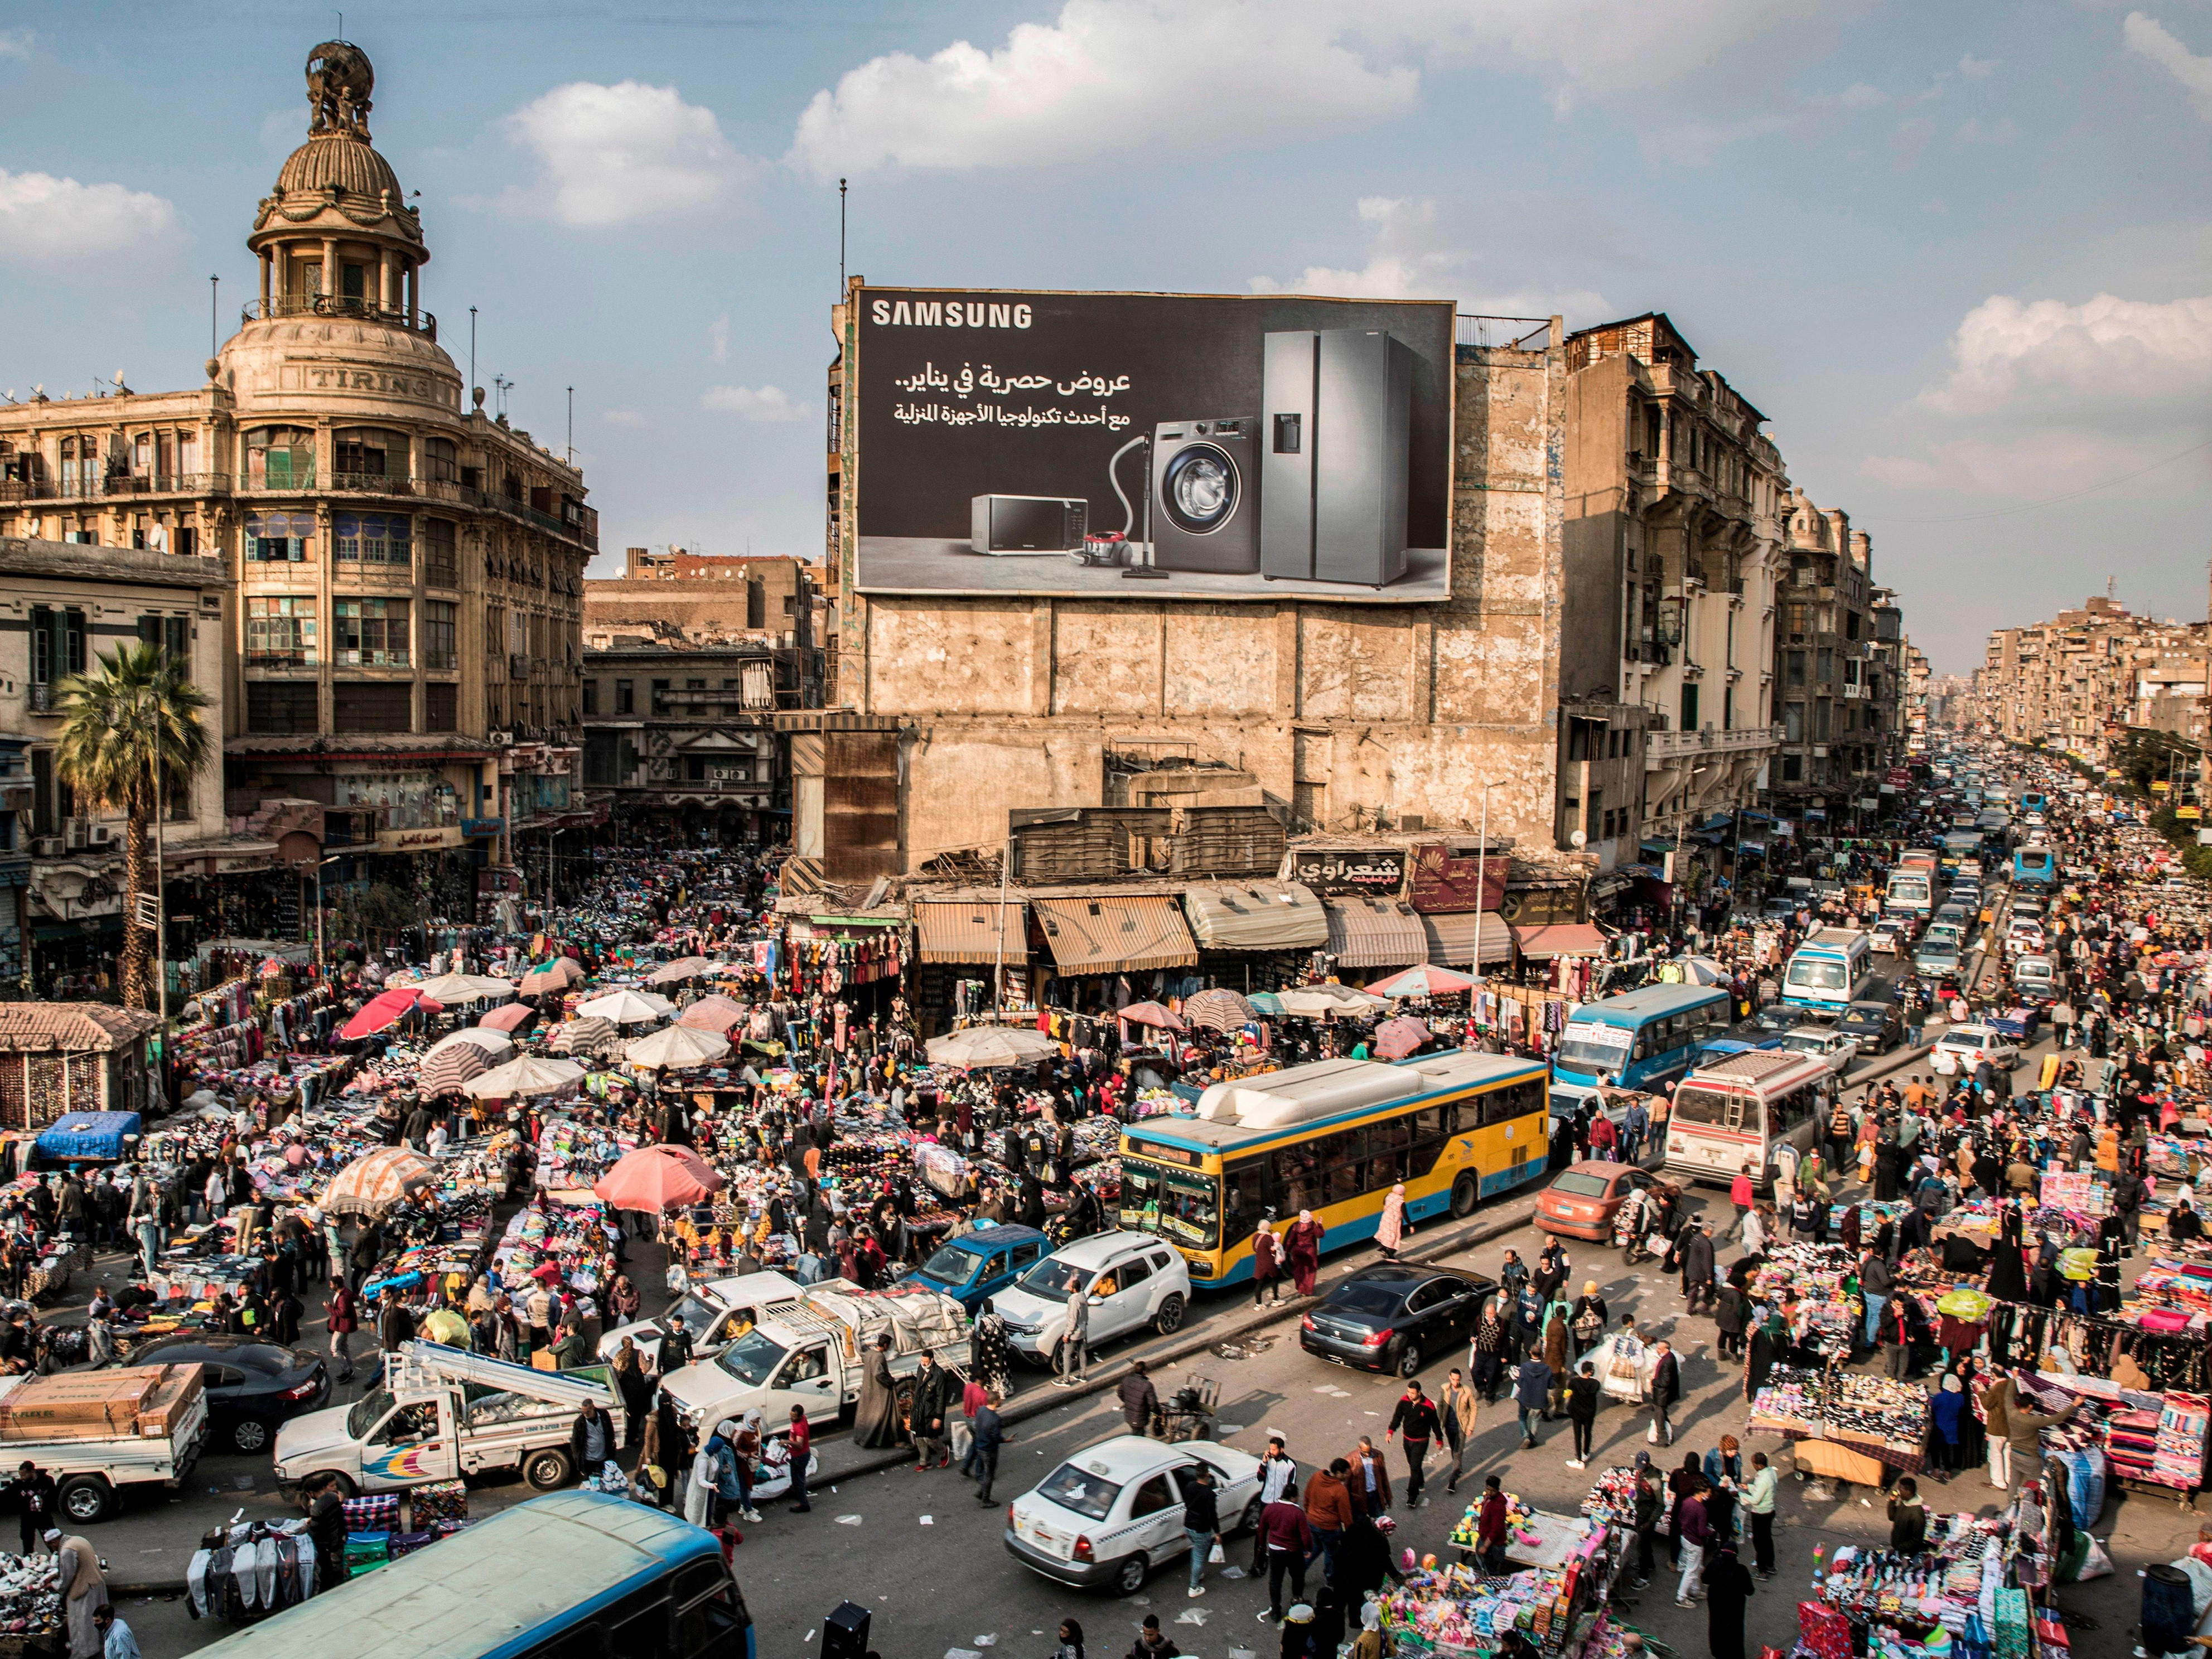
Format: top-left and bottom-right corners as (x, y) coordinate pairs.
(114, 370), (125, 385)
(1569, 829), (1588, 848)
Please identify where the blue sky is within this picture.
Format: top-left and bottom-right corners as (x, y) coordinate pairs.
(4, 1), (2210, 672)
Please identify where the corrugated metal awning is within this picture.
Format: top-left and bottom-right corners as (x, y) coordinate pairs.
(1418, 910), (1511, 968)
(1181, 882), (1329, 951)
(1511, 922), (1608, 959)
(915, 899), (1028, 966)
(1033, 895), (1198, 974)
(1323, 898), (1427, 969)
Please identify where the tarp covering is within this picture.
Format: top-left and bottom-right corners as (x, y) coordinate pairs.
(1324, 898), (1428, 969)
(35, 1111), (141, 1160)
(1181, 882), (1329, 951)
(1511, 922), (1607, 959)
(1032, 895), (1198, 974)
(1418, 910), (1511, 968)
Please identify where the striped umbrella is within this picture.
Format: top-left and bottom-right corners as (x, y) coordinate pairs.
(623, 1023), (731, 1071)
(427, 1028), (514, 1060)
(1119, 1001), (1185, 1031)
(1181, 988), (1258, 1032)
(1365, 964), (1478, 1000)
(518, 957), (584, 997)
(677, 994), (747, 1036)
(646, 956), (715, 985)
(419, 1041), (491, 1096)
(548, 1016), (618, 1056)
(323, 1147), (437, 1218)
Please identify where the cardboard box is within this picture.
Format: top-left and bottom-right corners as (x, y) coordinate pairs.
(136, 1365), (206, 1438)
(0, 1366), (190, 1442)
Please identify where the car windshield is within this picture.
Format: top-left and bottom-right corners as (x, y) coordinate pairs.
(346, 1387), (395, 1439)
(713, 1329), (788, 1387)
(1779, 1033), (1824, 1053)
(1549, 1172), (1612, 1197)
(1020, 1259), (1092, 1298)
(1038, 1463), (1124, 1521)
(669, 1294), (725, 1336)
(1671, 1085), (1747, 1130)
(1328, 1284), (1408, 1315)
(917, 1242), (981, 1285)
(1786, 960), (1848, 990)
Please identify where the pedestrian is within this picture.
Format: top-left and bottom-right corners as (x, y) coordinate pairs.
(1252, 1221), (1284, 1305)
(1182, 1461), (1221, 1598)
(1257, 1494), (1315, 1624)
(1129, 1613), (1181, 1659)
(45, 1529), (104, 1659)
(1056, 1283), (1090, 1386)
(1564, 1361), (1601, 1468)
(11, 1462), (54, 1558)
(92, 1605), (137, 1659)
(1346, 1435), (1392, 1518)
(909, 1350), (955, 1469)
(303, 1471), (348, 1592)
(1725, 1164), (1754, 1243)
(786, 1404), (813, 1513)
(1680, 1222), (1716, 1315)
(1286, 1210), (1324, 1295)
(1673, 1479), (1711, 1608)
(1050, 1620), (1085, 1659)
(1513, 1353), (1552, 1448)
(1742, 1451), (1777, 1578)
(1301, 1457), (1353, 1585)
(1475, 1474), (1509, 1575)
(970, 1389), (1006, 1504)
(1385, 1379), (1440, 1505)
(854, 1334), (903, 1448)
(1118, 1360), (1160, 1436)
(1702, 1541), (1756, 1659)
(1648, 1339), (1680, 1447)
(1440, 1367), (1480, 1493)
(1376, 1183), (1408, 1260)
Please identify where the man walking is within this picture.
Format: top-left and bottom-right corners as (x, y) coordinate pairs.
(908, 1351), (954, 1471)
(1648, 1339), (1680, 1447)
(1673, 1481), (1710, 1608)
(1182, 1462), (1220, 1599)
(1679, 1221), (1716, 1315)
(1564, 1361), (1600, 1468)
(970, 1389), (1006, 1504)
(786, 1405), (813, 1513)
(1385, 1379), (1441, 1506)
(1117, 1360), (1160, 1436)
(1440, 1368), (1479, 1494)
(11, 1463), (54, 1558)
(1056, 1285), (1089, 1386)
(1513, 1353), (1552, 1449)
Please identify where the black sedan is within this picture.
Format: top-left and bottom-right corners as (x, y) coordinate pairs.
(1298, 1264), (1494, 1377)
(1836, 999), (1905, 1053)
(127, 1336), (329, 1455)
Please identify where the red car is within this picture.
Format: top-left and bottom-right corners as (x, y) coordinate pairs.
(1535, 1160), (1660, 1241)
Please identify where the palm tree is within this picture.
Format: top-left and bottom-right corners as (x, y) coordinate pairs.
(53, 641), (210, 1010)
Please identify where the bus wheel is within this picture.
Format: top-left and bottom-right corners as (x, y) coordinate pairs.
(1450, 1174), (1480, 1218)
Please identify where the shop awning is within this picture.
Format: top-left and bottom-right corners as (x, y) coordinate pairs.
(1033, 895), (1197, 975)
(1324, 898), (1428, 969)
(915, 900), (1028, 966)
(1417, 910), (1511, 968)
(1181, 882), (1329, 951)
(1511, 922), (1608, 959)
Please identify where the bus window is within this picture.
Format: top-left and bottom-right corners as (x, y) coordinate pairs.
(1370, 1116), (1412, 1182)
(527, 1626), (605, 1659)
(1221, 1160), (1270, 1244)
(1326, 1158), (1364, 1206)
(1633, 1029), (1654, 1060)
(671, 1562), (751, 1659)
(1275, 1145), (1322, 1215)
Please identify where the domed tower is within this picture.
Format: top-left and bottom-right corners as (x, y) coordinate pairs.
(247, 40), (429, 330)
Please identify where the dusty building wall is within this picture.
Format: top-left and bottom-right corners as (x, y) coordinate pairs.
(844, 333), (1568, 873)
(1560, 353), (1634, 705)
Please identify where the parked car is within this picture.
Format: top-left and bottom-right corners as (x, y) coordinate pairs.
(1298, 1263), (1496, 1376)
(901, 1223), (1051, 1313)
(1834, 1000), (1904, 1054)
(1928, 1025), (2022, 1077)
(1535, 1160), (1662, 1243)
(128, 1334), (328, 1456)
(993, 1231), (1193, 1363)
(1914, 939), (1962, 982)
(1774, 1025), (1860, 1076)
(1006, 1433), (1264, 1594)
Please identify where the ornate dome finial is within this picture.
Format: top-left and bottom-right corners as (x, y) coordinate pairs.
(305, 40), (374, 141)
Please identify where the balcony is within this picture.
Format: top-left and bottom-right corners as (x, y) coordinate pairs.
(237, 469), (318, 495)
(26, 684), (55, 715)
(1646, 724), (1784, 762)
(245, 651), (317, 670)
(242, 295), (437, 341)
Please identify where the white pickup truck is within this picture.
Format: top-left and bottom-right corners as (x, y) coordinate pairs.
(596, 1269), (808, 1371)
(659, 1280), (969, 1435)
(0, 1364), (211, 1525)
(272, 1342), (624, 1497)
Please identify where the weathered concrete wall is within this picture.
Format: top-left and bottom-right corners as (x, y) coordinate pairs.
(1561, 354), (1633, 705)
(859, 337), (1569, 873)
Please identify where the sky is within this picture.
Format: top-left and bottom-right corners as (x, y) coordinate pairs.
(3, 1), (2210, 673)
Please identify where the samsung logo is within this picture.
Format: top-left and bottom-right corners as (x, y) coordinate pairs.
(871, 299), (1033, 330)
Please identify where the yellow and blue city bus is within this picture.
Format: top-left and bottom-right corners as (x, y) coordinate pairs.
(1117, 1052), (1549, 1288)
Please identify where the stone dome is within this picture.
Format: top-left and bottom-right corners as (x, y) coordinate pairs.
(275, 131), (403, 202)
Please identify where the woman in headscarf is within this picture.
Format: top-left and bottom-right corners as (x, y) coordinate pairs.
(1286, 1210), (1325, 1297)
(1742, 1308), (1781, 1404)
(1703, 1540), (1757, 1659)
(1988, 1199), (2029, 1303)
(612, 1336), (654, 1449)
(969, 1297), (1014, 1398)
(1376, 1183), (1408, 1260)
(853, 1333), (905, 1449)
(1569, 1281), (1609, 1360)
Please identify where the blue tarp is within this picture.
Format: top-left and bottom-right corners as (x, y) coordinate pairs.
(35, 1111), (141, 1160)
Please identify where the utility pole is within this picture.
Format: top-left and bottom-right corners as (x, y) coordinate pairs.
(209, 275), (219, 358)
(990, 829), (1011, 1018)
(1471, 781), (1504, 981)
(839, 178), (848, 291)
(470, 307), (478, 410)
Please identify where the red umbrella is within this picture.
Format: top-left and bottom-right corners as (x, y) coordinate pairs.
(479, 1001), (535, 1033)
(593, 1144), (727, 1213)
(1373, 1015), (1431, 1060)
(341, 987), (441, 1040)
(1119, 1001), (1186, 1031)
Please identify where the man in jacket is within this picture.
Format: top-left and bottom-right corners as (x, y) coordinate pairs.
(1513, 1355), (1552, 1449)
(1977, 1371), (2015, 1488)
(569, 1397), (616, 1486)
(2006, 1394), (2079, 1481)
(1673, 1483), (1711, 1608)
(1182, 1463), (1221, 1599)
(1474, 1476), (1510, 1575)
(303, 1472), (349, 1592)
(1440, 1368), (1480, 1494)
(1563, 1362), (1602, 1468)
(1117, 1360), (1161, 1436)
(1859, 1249), (1894, 1351)
(1742, 1450), (1778, 1579)
(970, 1391), (1006, 1504)
(909, 1351), (955, 1470)
(1648, 1339), (1680, 1447)
(1679, 1221), (1716, 1315)
(1301, 1459), (1354, 1586)
(1257, 1497), (1315, 1624)
(1385, 1380), (1442, 1506)
(11, 1463), (54, 1558)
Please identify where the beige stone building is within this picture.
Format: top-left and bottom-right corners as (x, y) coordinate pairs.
(0, 41), (591, 911)
(1977, 596), (2206, 763)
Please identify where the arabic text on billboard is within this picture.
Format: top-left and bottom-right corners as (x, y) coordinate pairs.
(1287, 848), (1406, 896)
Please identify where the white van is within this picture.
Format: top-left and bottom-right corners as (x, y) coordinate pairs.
(1664, 1049), (1837, 1193)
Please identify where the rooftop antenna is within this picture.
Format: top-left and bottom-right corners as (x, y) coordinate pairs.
(839, 177), (847, 290)
(566, 385), (573, 465)
(494, 374), (513, 419)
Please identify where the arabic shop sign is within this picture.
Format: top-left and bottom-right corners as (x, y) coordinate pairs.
(1407, 843), (1509, 915)
(1286, 847), (1406, 896)
(376, 825), (464, 852)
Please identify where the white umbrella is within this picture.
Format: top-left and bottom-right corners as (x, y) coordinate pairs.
(412, 973), (516, 1005)
(427, 1027), (514, 1058)
(924, 1026), (1061, 1069)
(1277, 984), (1391, 1018)
(463, 1054), (586, 1099)
(624, 1024), (732, 1071)
(1673, 956), (1733, 987)
(577, 989), (677, 1026)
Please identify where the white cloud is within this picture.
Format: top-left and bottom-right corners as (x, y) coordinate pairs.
(0, 30), (33, 59)
(1861, 431), (2141, 495)
(1958, 52), (1996, 78)
(0, 168), (176, 262)
(2124, 12), (2212, 118)
(707, 315), (729, 365)
(1805, 81), (1889, 110)
(788, 0), (1805, 176)
(504, 81), (740, 226)
(700, 385), (809, 423)
(602, 408), (647, 429)
(1923, 292), (2212, 416)
(1249, 196), (1609, 321)
(1955, 115), (2018, 143)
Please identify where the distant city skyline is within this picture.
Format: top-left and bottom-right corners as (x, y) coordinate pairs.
(4, 2), (2210, 672)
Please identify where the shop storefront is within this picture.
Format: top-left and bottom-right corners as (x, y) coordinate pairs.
(1030, 892), (1199, 1012)
(913, 897), (1027, 1031)
(1180, 879), (1329, 992)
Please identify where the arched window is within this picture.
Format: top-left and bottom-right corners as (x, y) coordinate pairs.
(244, 512), (312, 563)
(247, 427), (314, 489)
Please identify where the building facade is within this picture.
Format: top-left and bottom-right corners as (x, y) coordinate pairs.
(581, 644), (788, 843)
(1764, 488), (1888, 824)
(1976, 596), (2206, 765)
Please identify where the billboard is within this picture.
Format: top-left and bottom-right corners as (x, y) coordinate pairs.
(851, 287), (1456, 602)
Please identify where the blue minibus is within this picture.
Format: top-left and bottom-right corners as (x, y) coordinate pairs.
(2012, 845), (2056, 888)
(1548, 984), (1733, 1114)
(1781, 927), (1875, 1014)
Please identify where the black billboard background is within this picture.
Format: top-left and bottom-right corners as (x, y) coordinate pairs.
(853, 288), (1455, 548)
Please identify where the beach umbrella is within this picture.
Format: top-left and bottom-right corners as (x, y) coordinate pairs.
(1365, 964), (1477, 1000)
(323, 1147), (437, 1217)
(429, 1027), (514, 1058)
(677, 994), (748, 1036)
(1181, 988), (1258, 1032)
(578, 989), (677, 1026)
(1248, 991), (1286, 1017)
(1672, 956), (1732, 988)
(646, 956), (716, 986)
(412, 973), (515, 1006)
(341, 987), (442, 1040)
(593, 1144), (726, 1212)
(1372, 1015), (1431, 1061)
(419, 1041), (491, 1096)
(925, 1026), (1060, 1069)
(463, 1055), (586, 1100)
(1119, 1002), (1186, 1032)
(624, 1023), (732, 1071)
(548, 1016), (619, 1056)
(479, 1001), (536, 1034)
(517, 965), (571, 998)
(1276, 984), (1390, 1018)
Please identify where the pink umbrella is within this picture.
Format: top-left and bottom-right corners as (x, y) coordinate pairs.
(479, 1001), (536, 1033)
(1372, 1015), (1431, 1060)
(341, 987), (441, 1040)
(678, 994), (747, 1036)
(1365, 964), (1478, 999)
(592, 1144), (727, 1213)
(1119, 1002), (1186, 1032)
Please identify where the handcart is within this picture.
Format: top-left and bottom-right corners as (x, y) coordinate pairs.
(1157, 1373), (1220, 1442)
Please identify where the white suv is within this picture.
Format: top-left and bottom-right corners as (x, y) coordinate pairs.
(993, 1231), (1192, 1363)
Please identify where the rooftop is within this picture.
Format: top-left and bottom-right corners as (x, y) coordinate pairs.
(0, 1004), (161, 1053)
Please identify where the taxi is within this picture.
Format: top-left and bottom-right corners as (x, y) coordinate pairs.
(1005, 1433), (1263, 1595)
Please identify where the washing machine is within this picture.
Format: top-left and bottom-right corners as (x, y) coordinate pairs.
(1150, 416), (1260, 574)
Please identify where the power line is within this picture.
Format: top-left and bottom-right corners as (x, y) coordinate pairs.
(1878, 436), (2212, 524)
